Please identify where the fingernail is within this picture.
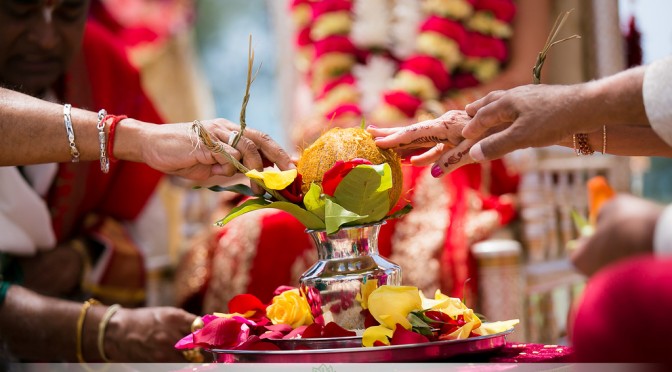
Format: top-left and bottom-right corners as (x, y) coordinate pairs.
(431, 164), (444, 178)
(470, 144), (485, 162)
(374, 137), (383, 141)
(367, 125), (377, 129)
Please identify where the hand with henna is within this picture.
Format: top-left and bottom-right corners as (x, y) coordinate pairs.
(368, 110), (477, 177)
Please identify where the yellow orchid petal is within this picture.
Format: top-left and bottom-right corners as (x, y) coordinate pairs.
(362, 325), (394, 347)
(245, 169), (297, 190)
(473, 320), (520, 336)
(368, 285), (422, 330)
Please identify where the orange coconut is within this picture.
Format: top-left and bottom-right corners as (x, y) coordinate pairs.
(297, 127), (403, 207)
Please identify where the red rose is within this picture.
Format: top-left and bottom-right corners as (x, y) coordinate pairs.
(278, 173), (304, 204)
(311, 0), (352, 20)
(452, 72), (479, 89)
(475, 0), (516, 22)
(228, 293), (267, 320)
(317, 73), (356, 99)
(419, 15), (468, 49)
(295, 26), (312, 47)
(463, 32), (507, 61)
(383, 91), (423, 118)
(323, 103), (362, 121)
(400, 55), (451, 92)
(313, 35), (357, 59)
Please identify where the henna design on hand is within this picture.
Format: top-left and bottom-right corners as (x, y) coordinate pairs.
(444, 149), (470, 167)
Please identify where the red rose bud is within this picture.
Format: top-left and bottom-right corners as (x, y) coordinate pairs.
(463, 32), (507, 61)
(475, 0), (516, 22)
(419, 16), (468, 49)
(296, 26), (312, 47)
(400, 55), (451, 92)
(317, 73), (356, 99)
(323, 103), (362, 121)
(313, 35), (357, 59)
(321, 158), (373, 196)
(383, 91), (423, 118)
(278, 173), (304, 204)
(311, 0), (352, 20)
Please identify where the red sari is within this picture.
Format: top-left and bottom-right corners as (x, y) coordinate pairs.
(47, 20), (164, 306)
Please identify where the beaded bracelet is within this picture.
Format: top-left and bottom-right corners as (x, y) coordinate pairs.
(572, 133), (594, 156)
(63, 104), (81, 162)
(96, 109), (110, 173)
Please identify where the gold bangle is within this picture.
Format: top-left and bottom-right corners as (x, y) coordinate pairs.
(572, 133), (594, 156)
(602, 125), (607, 154)
(76, 298), (101, 363)
(97, 304), (121, 363)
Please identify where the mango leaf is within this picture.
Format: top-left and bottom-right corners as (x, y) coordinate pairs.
(215, 198), (325, 230)
(367, 163), (392, 193)
(245, 169), (297, 190)
(196, 184), (258, 197)
(324, 197), (367, 234)
(333, 165), (390, 225)
(303, 183), (326, 221)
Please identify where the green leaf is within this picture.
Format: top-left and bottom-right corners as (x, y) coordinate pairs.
(384, 204), (413, 221)
(333, 165), (390, 225)
(197, 184), (258, 197)
(215, 198), (325, 230)
(303, 183), (326, 221)
(324, 197), (367, 234)
(360, 163), (392, 193)
(360, 117), (366, 130)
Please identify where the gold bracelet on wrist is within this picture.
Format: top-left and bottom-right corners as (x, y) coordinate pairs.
(97, 304), (121, 362)
(76, 298), (101, 363)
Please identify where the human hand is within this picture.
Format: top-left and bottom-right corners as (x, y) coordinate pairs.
(104, 306), (197, 362)
(132, 118), (294, 190)
(571, 194), (663, 277)
(463, 84), (603, 162)
(368, 111), (476, 177)
(18, 242), (83, 297)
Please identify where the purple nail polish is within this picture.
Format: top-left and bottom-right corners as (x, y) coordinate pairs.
(431, 164), (443, 178)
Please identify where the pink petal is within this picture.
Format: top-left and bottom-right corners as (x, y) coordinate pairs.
(283, 325), (309, 339)
(193, 317), (250, 349)
(174, 332), (195, 350)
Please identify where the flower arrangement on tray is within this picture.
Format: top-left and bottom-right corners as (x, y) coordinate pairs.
(175, 284), (518, 353)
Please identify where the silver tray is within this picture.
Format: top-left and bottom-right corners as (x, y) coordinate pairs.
(208, 329), (512, 363)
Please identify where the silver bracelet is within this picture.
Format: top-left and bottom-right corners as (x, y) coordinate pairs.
(63, 103), (80, 162)
(97, 109), (109, 173)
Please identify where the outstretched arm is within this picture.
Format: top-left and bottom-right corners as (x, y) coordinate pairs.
(0, 87), (293, 181)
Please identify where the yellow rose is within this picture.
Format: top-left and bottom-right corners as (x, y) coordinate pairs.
(311, 12), (352, 40)
(391, 71), (439, 101)
(416, 32), (462, 70)
(266, 289), (314, 328)
(367, 285), (422, 330)
(422, 0), (473, 19)
(315, 84), (360, 115)
(312, 53), (356, 90)
(291, 4), (311, 28)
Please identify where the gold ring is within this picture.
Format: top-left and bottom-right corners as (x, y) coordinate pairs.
(191, 316), (204, 332)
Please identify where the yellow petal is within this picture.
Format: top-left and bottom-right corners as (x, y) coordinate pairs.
(357, 279), (379, 310)
(362, 326), (394, 347)
(368, 285), (422, 330)
(245, 169), (297, 190)
(473, 320), (520, 336)
(445, 310), (481, 340)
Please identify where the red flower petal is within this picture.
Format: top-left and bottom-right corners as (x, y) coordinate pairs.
(323, 322), (357, 337)
(420, 16), (467, 49)
(311, 0), (352, 20)
(475, 0), (516, 22)
(362, 309), (379, 329)
(296, 26), (312, 47)
(301, 323), (325, 338)
(390, 324), (430, 345)
(283, 325), (309, 339)
(463, 33), (507, 61)
(324, 103), (362, 122)
(452, 72), (479, 89)
(193, 317), (249, 349)
(313, 35), (357, 59)
(228, 293), (267, 319)
(383, 91), (423, 118)
(400, 55), (451, 92)
(373, 340), (388, 347)
(317, 74), (356, 99)
(265, 323), (293, 334)
(247, 340), (281, 351)
(321, 158), (373, 196)
(278, 173), (304, 204)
